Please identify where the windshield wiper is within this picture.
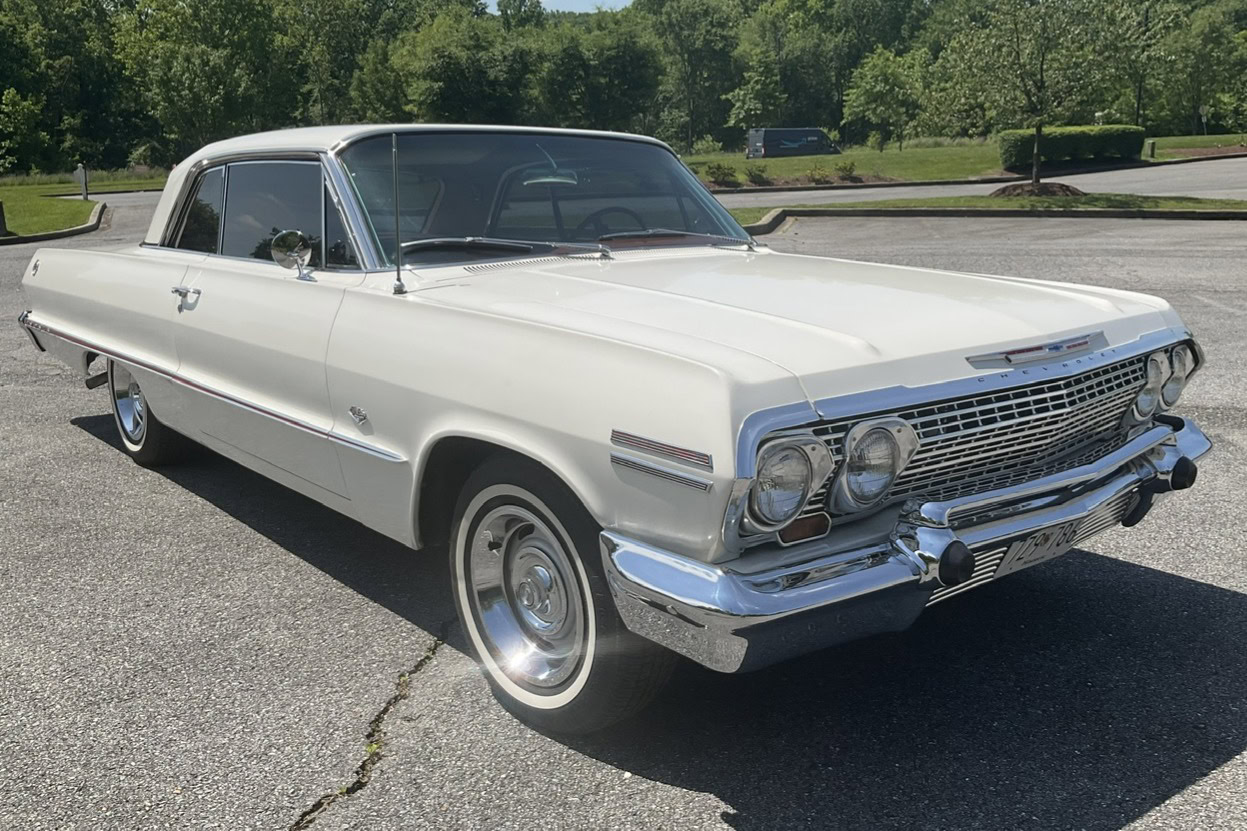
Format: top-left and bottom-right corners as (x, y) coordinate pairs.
(597, 228), (754, 249)
(400, 236), (536, 255)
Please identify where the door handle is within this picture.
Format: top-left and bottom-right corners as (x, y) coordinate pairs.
(171, 286), (201, 299)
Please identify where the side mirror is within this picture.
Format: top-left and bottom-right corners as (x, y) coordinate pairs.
(271, 229), (313, 280)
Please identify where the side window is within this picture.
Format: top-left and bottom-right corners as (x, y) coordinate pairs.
(176, 167), (224, 253)
(324, 187), (359, 268)
(221, 161), (323, 267)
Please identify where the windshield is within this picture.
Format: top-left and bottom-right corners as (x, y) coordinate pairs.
(338, 131), (750, 265)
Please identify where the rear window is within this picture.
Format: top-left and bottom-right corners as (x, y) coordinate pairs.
(176, 167), (224, 254)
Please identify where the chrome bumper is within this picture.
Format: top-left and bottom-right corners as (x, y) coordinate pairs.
(602, 415), (1212, 673)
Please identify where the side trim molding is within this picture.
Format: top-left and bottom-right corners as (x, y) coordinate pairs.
(19, 313), (406, 463)
(610, 429), (713, 471)
(610, 452), (713, 492)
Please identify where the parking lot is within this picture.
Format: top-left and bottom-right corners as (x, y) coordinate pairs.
(2, 195), (1245, 830)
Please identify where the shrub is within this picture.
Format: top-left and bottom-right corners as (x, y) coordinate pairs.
(691, 135), (722, 155)
(833, 159), (857, 178)
(743, 163), (770, 185)
(808, 164), (835, 184)
(867, 131), (887, 152)
(998, 125), (1145, 170)
(703, 161), (739, 186)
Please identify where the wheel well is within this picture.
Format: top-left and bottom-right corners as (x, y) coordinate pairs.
(416, 437), (515, 549)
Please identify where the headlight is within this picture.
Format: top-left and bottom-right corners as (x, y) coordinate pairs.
(750, 444), (811, 526)
(1162, 344), (1192, 408)
(745, 435), (835, 532)
(1130, 352), (1167, 422)
(829, 418), (919, 513)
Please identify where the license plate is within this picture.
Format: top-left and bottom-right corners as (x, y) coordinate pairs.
(994, 519), (1082, 578)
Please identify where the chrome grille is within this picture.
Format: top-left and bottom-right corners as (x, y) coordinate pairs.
(800, 354), (1147, 517)
(926, 486), (1138, 606)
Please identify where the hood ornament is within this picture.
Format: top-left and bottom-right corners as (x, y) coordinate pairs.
(967, 332), (1107, 369)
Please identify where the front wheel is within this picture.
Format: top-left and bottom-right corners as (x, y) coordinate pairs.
(451, 455), (675, 733)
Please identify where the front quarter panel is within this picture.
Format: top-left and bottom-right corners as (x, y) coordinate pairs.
(324, 274), (808, 562)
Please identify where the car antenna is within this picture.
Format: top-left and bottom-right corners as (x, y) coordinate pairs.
(392, 132), (408, 296)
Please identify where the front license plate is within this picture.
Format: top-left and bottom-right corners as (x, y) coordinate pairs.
(994, 519), (1082, 578)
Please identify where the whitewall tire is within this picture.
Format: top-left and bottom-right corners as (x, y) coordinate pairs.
(451, 455), (675, 733)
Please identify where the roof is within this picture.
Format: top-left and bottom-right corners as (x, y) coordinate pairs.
(188, 124), (668, 162)
(146, 124), (672, 246)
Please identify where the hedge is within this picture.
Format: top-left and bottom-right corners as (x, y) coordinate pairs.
(998, 125), (1146, 170)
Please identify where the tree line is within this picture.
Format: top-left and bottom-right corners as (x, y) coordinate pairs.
(1, 0), (1245, 174)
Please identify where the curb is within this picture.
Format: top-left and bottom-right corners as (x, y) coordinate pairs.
(743, 205), (1247, 235)
(711, 150), (1247, 195)
(0, 201), (108, 246)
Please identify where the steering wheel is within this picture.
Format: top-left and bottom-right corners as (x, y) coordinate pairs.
(573, 206), (646, 239)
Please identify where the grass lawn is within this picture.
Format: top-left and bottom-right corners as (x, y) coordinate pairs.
(0, 178), (166, 236)
(692, 133), (1247, 188)
(729, 193), (1247, 225)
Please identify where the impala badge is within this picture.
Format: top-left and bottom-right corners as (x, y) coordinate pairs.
(348, 406), (369, 425)
(967, 332), (1106, 369)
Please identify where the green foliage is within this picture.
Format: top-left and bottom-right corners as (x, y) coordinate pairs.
(807, 164), (834, 184)
(744, 163), (770, 184)
(691, 135), (723, 155)
(0, 0), (1243, 176)
(998, 125), (1146, 169)
(844, 47), (926, 150)
(833, 159), (858, 178)
(867, 131), (887, 152)
(703, 161), (739, 185)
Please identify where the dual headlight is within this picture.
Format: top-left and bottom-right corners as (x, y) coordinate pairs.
(1128, 344), (1194, 424)
(746, 419), (920, 533)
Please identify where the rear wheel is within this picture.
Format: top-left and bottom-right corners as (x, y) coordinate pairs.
(108, 360), (192, 466)
(451, 455), (675, 733)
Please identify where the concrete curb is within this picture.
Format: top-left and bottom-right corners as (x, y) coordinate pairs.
(743, 205), (1247, 235)
(711, 149), (1247, 195)
(0, 201), (107, 246)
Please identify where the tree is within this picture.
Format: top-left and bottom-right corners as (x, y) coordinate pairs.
(1160, 0), (1240, 134)
(725, 49), (787, 128)
(939, 0), (1101, 184)
(843, 47), (925, 150)
(498, 0), (546, 31)
(655, 0), (740, 150)
(0, 88), (48, 173)
(1101, 0), (1180, 128)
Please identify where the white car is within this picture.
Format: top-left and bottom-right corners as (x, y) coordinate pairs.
(17, 125), (1211, 733)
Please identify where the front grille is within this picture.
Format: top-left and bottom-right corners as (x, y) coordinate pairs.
(801, 353), (1147, 518)
(926, 485), (1138, 606)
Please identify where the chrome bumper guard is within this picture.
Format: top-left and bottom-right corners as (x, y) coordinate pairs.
(602, 415), (1212, 673)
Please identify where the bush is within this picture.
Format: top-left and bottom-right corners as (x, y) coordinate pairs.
(867, 131), (887, 152)
(743, 163), (770, 185)
(703, 161), (739, 186)
(833, 160), (857, 178)
(808, 164), (835, 184)
(998, 125), (1146, 171)
(691, 135), (722, 155)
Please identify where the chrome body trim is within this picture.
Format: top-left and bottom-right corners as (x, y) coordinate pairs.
(19, 313), (406, 463)
(604, 414), (1211, 673)
(610, 429), (713, 471)
(610, 453), (713, 492)
(966, 331), (1107, 368)
(17, 311), (44, 351)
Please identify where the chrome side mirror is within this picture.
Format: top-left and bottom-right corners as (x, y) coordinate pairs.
(271, 230), (313, 280)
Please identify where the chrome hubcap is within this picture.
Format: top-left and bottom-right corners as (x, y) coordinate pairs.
(112, 364), (147, 443)
(469, 506), (584, 689)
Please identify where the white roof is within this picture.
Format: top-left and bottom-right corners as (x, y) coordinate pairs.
(146, 124), (671, 245)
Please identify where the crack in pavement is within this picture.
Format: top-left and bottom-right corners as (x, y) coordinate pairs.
(289, 620), (454, 830)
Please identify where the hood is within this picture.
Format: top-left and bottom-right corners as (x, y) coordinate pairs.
(420, 246), (1181, 405)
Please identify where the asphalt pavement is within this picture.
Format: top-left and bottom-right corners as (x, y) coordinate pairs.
(2, 195), (1245, 830)
(717, 154), (1247, 208)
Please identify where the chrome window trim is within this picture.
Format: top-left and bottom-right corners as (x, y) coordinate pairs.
(21, 312), (406, 463)
(733, 327), (1196, 479)
(321, 151), (380, 269)
(159, 150), (323, 247)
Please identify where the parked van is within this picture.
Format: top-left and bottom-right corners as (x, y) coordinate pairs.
(745, 128), (840, 159)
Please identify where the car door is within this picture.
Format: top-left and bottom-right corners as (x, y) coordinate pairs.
(172, 159), (364, 497)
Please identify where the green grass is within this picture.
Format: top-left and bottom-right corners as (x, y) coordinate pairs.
(0, 176), (166, 236)
(730, 193), (1247, 225)
(694, 133), (1247, 188)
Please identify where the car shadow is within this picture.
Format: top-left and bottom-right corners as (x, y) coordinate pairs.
(75, 413), (1247, 831)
